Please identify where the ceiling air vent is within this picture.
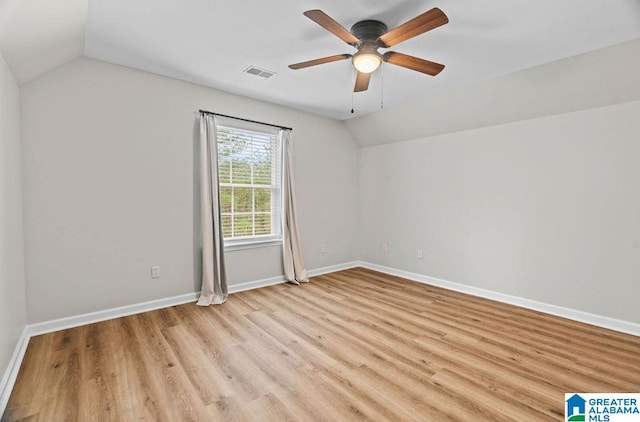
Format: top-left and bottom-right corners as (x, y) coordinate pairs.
(244, 66), (276, 79)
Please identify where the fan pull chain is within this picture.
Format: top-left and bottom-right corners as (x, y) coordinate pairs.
(351, 90), (354, 114)
(380, 62), (384, 110)
(351, 65), (355, 114)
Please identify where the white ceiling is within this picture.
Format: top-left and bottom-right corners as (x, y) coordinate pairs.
(0, 0), (86, 85)
(2, 0), (640, 120)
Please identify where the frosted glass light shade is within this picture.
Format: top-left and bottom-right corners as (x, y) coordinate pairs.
(353, 53), (381, 73)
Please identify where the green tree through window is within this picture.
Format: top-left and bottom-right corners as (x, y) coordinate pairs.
(216, 123), (282, 245)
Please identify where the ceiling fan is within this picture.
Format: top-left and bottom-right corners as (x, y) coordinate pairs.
(289, 8), (449, 92)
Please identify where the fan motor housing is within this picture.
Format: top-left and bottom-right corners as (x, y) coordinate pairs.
(350, 20), (388, 41)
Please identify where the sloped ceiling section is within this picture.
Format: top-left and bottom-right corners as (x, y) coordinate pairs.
(345, 38), (640, 147)
(0, 0), (87, 85)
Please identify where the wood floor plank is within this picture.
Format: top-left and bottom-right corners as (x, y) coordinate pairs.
(4, 268), (640, 421)
(244, 393), (298, 422)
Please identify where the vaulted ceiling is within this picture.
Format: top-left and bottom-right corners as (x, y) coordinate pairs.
(1, 0), (640, 120)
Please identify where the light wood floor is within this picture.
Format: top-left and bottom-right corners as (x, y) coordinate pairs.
(4, 268), (640, 421)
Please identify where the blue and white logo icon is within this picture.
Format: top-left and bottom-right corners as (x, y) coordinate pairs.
(566, 394), (587, 421)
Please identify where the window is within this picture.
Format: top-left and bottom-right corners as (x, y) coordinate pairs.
(216, 119), (282, 247)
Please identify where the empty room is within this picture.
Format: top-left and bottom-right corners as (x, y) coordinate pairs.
(1, 0), (640, 420)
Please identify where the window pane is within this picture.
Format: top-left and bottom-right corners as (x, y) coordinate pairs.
(253, 143), (272, 185)
(253, 163), (271, 185)
(233, 187), (253, 213)
(218, 131), (246, 157)
(255, 214), (271, 236)
(221, 214), (232, 238)
(231, 161), (252, 184)
(218, 161), (230, 184)
(220, 186), (232, 213)
(255, 188), (271, 212)
(233, 214), (253, 238)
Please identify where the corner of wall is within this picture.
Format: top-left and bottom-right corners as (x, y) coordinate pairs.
(0, 50), (28, 419)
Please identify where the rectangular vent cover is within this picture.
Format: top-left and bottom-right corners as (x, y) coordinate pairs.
(244, 66), (276, 79)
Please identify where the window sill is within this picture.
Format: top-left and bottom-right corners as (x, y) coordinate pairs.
(224, 239), (282, 252)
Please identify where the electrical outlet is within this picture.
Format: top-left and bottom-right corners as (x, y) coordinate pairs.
(151, 265), (160, 279)
(417, 249), (424, 260)
(382, 243), (388, 253)
(320, 244), (327, 254)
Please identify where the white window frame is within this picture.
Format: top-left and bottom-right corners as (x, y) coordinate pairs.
(215, 118), (283, 250)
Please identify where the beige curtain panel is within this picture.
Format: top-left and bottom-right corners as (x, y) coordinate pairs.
(197, 113), (228, 306)
(281, 130), (309, 284)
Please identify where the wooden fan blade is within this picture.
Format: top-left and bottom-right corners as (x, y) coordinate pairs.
(289, 54), (352, 70)
(383, 52), (444, 75)
(377, 8), (448, 48)
(354, 71), (371, 92)
(304, 10), (360, 45)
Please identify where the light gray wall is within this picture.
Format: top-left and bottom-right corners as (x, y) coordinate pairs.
(0, 53), (26, 388)
(21, 58), (359, 324)
(359, 100), (640, 324)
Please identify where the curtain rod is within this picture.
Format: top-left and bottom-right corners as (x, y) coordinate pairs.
(199, 110), (293, 131)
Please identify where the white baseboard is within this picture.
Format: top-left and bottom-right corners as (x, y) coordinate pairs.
(0, 327), (29, 418)
(227, 261), (359, 293)
(27, 292), (200, 337)
(358, 261), (640, 337)
(308, 261), (359, 277)
(228, 275), (286, 294)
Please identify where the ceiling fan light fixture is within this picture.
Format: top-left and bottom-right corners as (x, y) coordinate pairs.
(289, 8), (449, 93)
(352, 52), (381, 74)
